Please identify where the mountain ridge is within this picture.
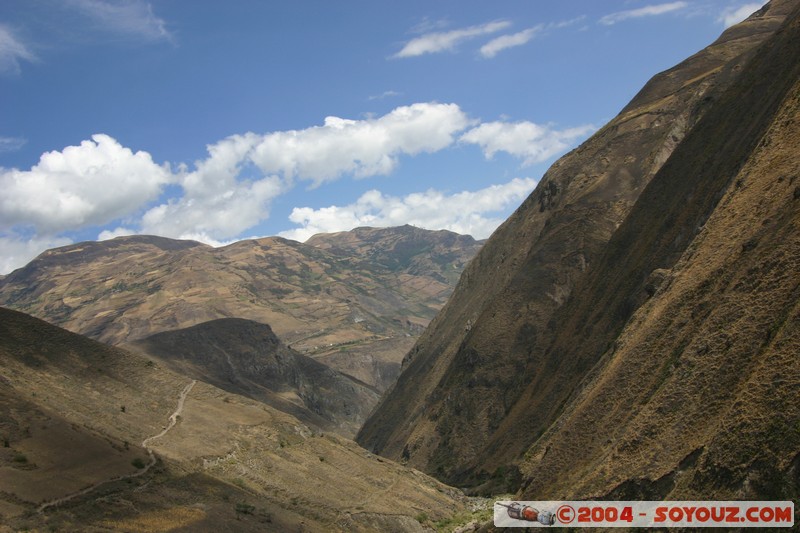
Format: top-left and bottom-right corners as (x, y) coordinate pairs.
(357, 0), (800, 498)
(0, 225), (482, 391)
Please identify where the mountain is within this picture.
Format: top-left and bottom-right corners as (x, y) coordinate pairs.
(357, 0), (800, 504)
(127, 318), (379, 437)
(0, 226), (482, 391)
(0, 306), (469, 531)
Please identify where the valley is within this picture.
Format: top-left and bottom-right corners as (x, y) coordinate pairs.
(2, 1), (799, 531)
(0, 308), (473, 531)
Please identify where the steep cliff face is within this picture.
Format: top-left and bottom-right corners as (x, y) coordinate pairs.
(357, 0), (799, 492)
(518, 5), (800, 501)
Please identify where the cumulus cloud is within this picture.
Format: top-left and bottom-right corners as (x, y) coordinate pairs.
(0, 233), (73, 274)
(718, 2), (767, 28)
(97, 226), (136, 240)
(126, 102), (473, 241)
(460, 120), (595, 166)
(279, 177), (537, 242)
(139, 173), (286, 242)
(0, 25), (37, 75)
(0, 134), (173, 233)
(0, 103), (475, 269)
(480, 26), (542, 58)
(136, 132), (283, 241)
(393, 20), (511, 58)
(1, 103), (584, 272)
(67, 0), (173, 43)
(599, 2), (688, 25)
(249, 103), (474, 186)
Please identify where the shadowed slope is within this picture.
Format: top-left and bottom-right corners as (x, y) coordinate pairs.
(357, 0), (798, 491)
(129, 318), (380, 437)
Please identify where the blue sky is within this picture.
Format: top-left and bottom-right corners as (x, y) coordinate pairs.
(0, 0), (767, 273)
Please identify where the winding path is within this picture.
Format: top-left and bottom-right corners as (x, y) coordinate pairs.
(37, 379), (196, 513)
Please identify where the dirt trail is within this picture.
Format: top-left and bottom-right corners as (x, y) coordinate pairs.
(37, 379), (196, 513)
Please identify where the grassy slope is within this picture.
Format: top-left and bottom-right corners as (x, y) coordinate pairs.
(0, 307), (467, 531)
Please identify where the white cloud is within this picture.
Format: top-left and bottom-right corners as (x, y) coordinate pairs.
(393, 20), (511, 58)
(480, 26), (542, 58)
(409, 17), (451, 35)
(460, 120), (596, 166)
(136, 103), (472, 240)
(279, 177), (537, 242)
(0, 233), (73, 275)
(0, 134), (173, 234)
(718, 2), (768, 28)
(0, 136), (27, 153)
(599, 2), (688, 25)
(137, 132), (278, 242)
(140, 173), (286, 241)
(67, 0), (173, 43)
(0, 25), (37, 75)
(249, 102), (474, 186)
(97, 226), (136, 240)
(368, 90), (402, 101)
(0, 103), (475, 267)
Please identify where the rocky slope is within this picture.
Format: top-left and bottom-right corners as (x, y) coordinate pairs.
(127, 318), (379, 437)
(0, 306), (468, 531)
(517, 2), (800, 502)
(357, 0), (800, 501)
(0, 226), (481, 390)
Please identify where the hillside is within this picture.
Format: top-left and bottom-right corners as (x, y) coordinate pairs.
(0, 226), (482, 390)
(127, 318), (379, 438)
(516, 1), (800, 502)
(357, 0), (800, 502)
(0, 306), (469, 531)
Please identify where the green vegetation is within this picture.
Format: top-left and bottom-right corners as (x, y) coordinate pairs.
(235, 502), (255, 519)
(131, 457), (146, 469)
(433, 497), (498, 532)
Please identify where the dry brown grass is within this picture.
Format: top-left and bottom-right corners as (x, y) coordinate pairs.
(99, 506), (206, 532)
(0, 308), (468, 531)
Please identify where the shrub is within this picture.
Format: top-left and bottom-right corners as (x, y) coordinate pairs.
(235, 502), (255, 519)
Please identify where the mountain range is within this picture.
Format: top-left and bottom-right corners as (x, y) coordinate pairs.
(2, 0), (799, 530)
(0, 225), (481, 393)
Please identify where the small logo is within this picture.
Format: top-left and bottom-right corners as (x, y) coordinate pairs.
(497, 502), (556, 525)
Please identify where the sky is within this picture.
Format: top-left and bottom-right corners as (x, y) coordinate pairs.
(0, 0), (768, 274)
